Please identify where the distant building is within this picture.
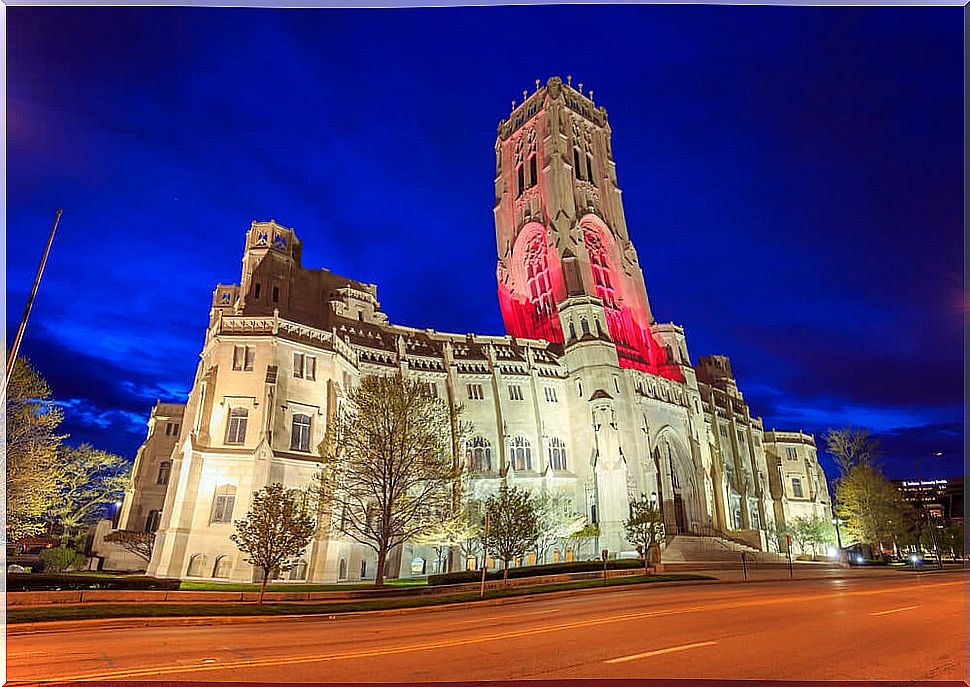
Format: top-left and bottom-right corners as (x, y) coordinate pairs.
(112, 77), (830, 582)
(893, 477), (963, 524)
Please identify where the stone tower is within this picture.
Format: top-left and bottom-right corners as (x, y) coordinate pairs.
(493, 76), (682, 383)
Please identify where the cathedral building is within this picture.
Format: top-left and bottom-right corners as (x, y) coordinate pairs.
(116, 77), (830, 582)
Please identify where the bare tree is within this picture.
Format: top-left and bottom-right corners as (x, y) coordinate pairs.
(314, 373), (463, 586)
(824, 427), (880, 475)
(231, 483), (317, 603)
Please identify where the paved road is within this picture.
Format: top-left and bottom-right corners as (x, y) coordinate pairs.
(6, 571), (964, 684)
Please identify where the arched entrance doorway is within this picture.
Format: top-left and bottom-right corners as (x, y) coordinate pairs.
(654, 432), (702, 536)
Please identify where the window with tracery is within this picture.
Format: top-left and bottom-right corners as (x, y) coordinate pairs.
(525, 233), (555, 321)
(509, 436), (532, 472)
(466, 436), (492, 472)
(584, 229), (617, 311)
(548, 437), (568, 471)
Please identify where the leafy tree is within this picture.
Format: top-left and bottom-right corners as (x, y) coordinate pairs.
(412, 503), (481, 574)
(483, 483), (540, 583)
(47, 444), (130, 546)
(4, 356), (63, 542)
(231, 483), (317, 603)
(103, 529), (155, 563)
(788, 515), (835, 559)
(624, 495), (665, 573)
(313, 373), (462, 586)
(835, 463), (910, 553)
(569, 523), (600, 560)
(532, 489), (586, 564)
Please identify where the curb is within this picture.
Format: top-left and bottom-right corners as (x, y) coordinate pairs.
(9, 566), (934, 636)
(6, 576), (723, 635)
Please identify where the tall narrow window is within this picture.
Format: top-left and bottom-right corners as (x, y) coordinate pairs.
(568, 322), (577, 340)
(791, 476), (804, 498)
(786, 446), (798, 460)
(244, 346), (255, 371)
(548, 437), (567, 471)
(467, 436), (492, 472)
(291, 413), (312, 452)
(528, 155), (537, 188)
(573, 148), (582, 179)
(293, 352), (305, 378)
(525, 232), (554, 322)
(585, 229), (617, 311)
(145, 510), (161, 533)
(508, 384), (524, 401)
(305, 356), (316, 381)
(156, 461), (172, 485)
(586, 154), (594, 185)
(581, 318), (590, 335)
(254, 283), (261, 299)
(517, 164), (525, 197)
(225, 407), (248, 444)
(509, 436), (532, 472)
(211, 486), (236, 523)
(272, 286), (280, 303)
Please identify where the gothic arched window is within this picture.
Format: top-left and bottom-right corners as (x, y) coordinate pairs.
(467, 436), (492, 472)
(585, 229), (617, 310)
(525, 234), (555, 321)
(212, 555), (232, 579)
(510, 436), (532, 472)
(548, 437), (568, 471)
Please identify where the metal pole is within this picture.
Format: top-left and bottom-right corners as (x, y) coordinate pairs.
(740, 551), (748, 580)
(787, 545), (793, 579)
(3, 209), (62, 399)
(479, 512), (490, 598)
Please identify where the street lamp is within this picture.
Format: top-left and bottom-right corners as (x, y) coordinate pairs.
(913, 452), (944, 569)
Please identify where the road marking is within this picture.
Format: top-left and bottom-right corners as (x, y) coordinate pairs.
(869, 605), (918, 616)
(605, 641), (718, 664)
(8, 579), (962, 685)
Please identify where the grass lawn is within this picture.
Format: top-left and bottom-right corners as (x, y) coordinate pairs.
(178, 577), (429, 592)
(9, 574), (712, 625)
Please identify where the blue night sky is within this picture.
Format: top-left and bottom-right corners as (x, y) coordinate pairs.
(8, 6), (962, 481)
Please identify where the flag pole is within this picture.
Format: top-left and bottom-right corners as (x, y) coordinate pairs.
(2, 209), (62, 399)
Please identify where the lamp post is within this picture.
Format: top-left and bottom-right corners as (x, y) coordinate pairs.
(913, 452), (944, 570)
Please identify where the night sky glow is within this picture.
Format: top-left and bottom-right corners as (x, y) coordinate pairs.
(7, 6), (962, 481)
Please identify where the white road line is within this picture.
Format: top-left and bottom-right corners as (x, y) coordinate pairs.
(605, 640), (718, 664)
(869, 605), (918, 616)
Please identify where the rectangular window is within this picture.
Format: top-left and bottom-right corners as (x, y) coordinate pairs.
(586, 154), (595, 186)
(427, 382), (438, 398)
(529, 156), (537, 188)
(573, 149), (582, 179)
(156, 461), (171, 485)
(786, 446), (798, 460)
(544, 386), (558, 403)
(508, 384), (523, 401)
(254, 283), (261, 299)
(467, 383), (484, 400)
(272, 286), (280, 303)
(232, 346), (255, 371)
(791, 476), (804, 498)
(211, 494), (235, 523)
(293, 352), (304, 378)
(306, 356), (316, 381)
(719, 425), (729, 438)
(290, 414), (312, 452)
(165, 422), (173, 436)
(737, 429), (745, 443)
(517, 165), (525, 197)
(225, 407), (248, 444)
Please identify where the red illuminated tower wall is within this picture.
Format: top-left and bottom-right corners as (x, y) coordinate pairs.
(494, 77), (683, 382)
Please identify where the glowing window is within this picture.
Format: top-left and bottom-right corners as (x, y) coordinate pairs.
(510, 436), (532, 472)
(548, 437), (567, 471)
(467, 436), (492, 472)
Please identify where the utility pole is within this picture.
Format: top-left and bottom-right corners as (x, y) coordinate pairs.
(2, 209), (62, 400)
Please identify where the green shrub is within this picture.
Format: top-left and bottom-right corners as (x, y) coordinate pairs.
(8, 574), (182, 592)
(429, 558), (645, 586)
(39, 547), (87, 573)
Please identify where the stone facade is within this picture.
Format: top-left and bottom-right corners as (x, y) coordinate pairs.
(763, 430), (833, 552)
(120, 77), (829, 582)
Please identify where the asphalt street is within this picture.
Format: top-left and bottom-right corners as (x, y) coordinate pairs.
(6, 570), (964, 684)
